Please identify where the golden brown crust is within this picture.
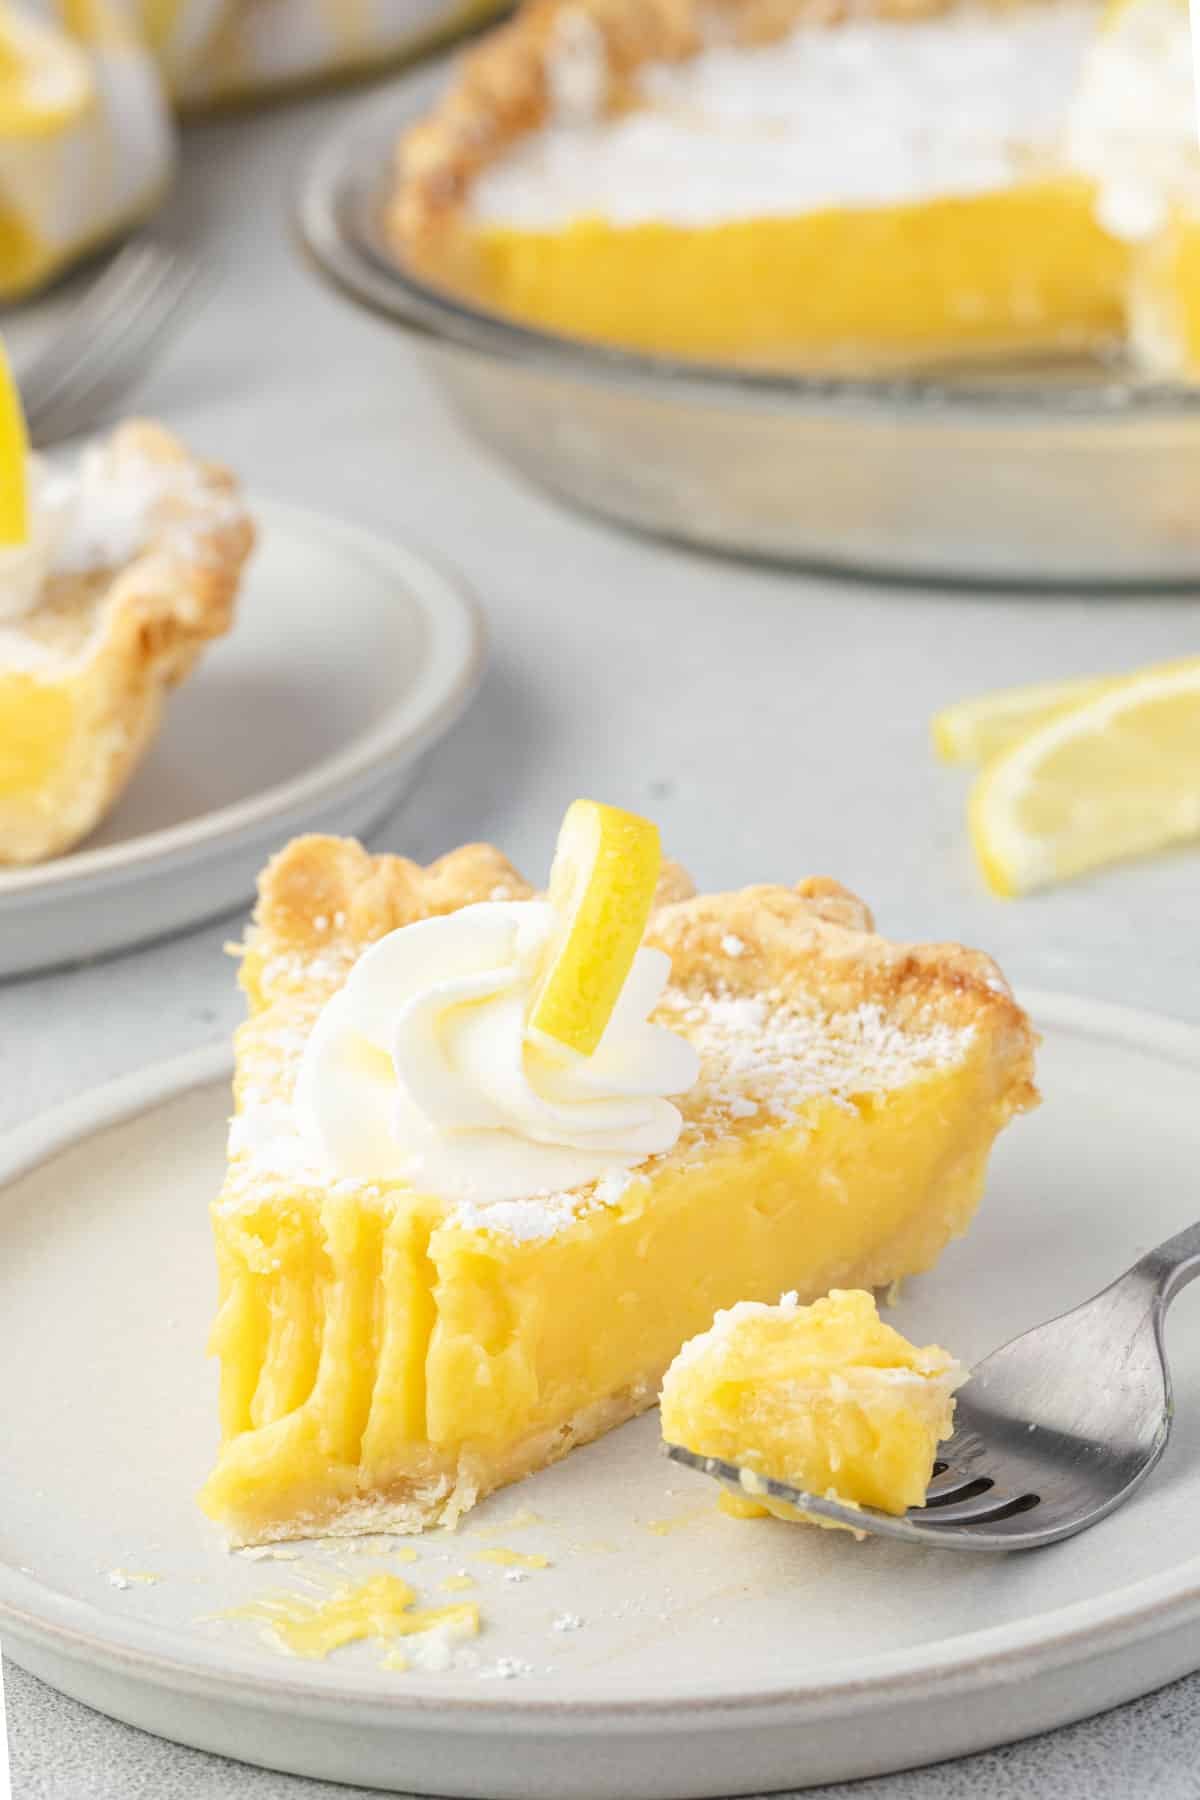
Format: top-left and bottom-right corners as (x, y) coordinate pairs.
(251, 834), (534, 961)
(654, 856), (697, 908)
(102, 420), (252, 685)
(792, 875), (875, 933)
(390, 0), (955, 245)
(0, 419), (255, 866)
(247, 835), (694, 995)
(244, 833), (1038, 1121)
(648, 880), (1038, 1115)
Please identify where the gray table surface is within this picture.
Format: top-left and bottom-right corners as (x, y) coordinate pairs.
(5, 69), (1200, 1800)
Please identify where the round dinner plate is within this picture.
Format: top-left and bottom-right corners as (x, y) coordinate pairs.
(3, 993), (1200, 1797)
(0, 500), (485, 979)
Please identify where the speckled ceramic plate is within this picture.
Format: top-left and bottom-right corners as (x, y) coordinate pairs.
(3, 994), (1200, 1797)
(0, 501), (484, 978)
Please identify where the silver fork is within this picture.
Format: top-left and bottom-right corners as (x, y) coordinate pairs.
(666, 1222), (1200, 1551)
(18, 239), (201, 449)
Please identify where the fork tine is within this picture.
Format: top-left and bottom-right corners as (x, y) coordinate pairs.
(915, 1490), (1041, 1527)
(39, 259), (198, 428)
(937, 1427), (988, 1463)
(19, 244), (169, 426)
(26, 252), (202, 448)
(923, 1476), (995, 1506)
(28, 253), (185, 420)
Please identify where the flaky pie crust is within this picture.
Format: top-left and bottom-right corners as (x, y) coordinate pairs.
(0, 420), (255, 865)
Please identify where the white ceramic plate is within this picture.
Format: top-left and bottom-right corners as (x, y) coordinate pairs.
(0, 501), (484, 978)
(3, 993), (1200, 1798)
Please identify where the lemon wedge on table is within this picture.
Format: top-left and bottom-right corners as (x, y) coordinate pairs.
(933, 659), (1199, 765)
(0, 337), (29, 547)
(528, 799), (662, 1057)
(932, 674), (1118, 765)
(969, 661), (1200, 896)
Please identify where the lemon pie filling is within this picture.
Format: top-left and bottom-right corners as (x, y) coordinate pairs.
(661, 1288), (963, 1522)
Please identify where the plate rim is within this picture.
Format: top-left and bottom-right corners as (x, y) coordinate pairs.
(0, 498), (486, 902)
(4, 989), (1200, 1725)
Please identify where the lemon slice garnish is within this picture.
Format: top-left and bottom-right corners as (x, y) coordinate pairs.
(969, 659), (1200, 895)
(0, 8), (92, 137)
(528, 799), (662, 1057)
(0, 338), (29, 547)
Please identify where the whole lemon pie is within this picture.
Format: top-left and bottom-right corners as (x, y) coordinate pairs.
(0, 410), (254, 864)
(202, 802), (1036, 1545)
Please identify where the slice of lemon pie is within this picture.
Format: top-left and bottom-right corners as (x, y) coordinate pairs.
(0, 396), (254, 865)
(392, 0), (1126, 369)
(202, 801), (1035, 1545)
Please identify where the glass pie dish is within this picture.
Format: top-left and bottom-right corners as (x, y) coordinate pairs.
(298, 79), (1200, 588)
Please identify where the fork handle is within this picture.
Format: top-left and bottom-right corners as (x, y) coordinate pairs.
(1129, 1221), (1200, 1309)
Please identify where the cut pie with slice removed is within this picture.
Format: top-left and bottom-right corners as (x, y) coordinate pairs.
(391, 0), (1126, 370)
(201, 826), (1037, 1545)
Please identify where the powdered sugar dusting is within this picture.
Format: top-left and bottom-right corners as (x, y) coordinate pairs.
(474, 3), (1095, 229)
(673, 992), (973, 1137)
(451, 1191), (584, 1244)
(227, 1099), (320, 1181)
(1, 435), (248, 655)
(222, 961), (975, 1243)
(445, 993), (974, 1239)
(46, 442), (243, 578)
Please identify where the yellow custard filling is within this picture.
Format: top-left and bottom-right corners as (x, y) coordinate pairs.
(206, 1071), (989, 1539)
(0, 674), (73, 797)
(660, 1287), (962, 1521)
(462, 180), (1127, 367)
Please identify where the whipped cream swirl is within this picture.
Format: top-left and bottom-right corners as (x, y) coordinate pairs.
(293, 900), (700, 1205)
